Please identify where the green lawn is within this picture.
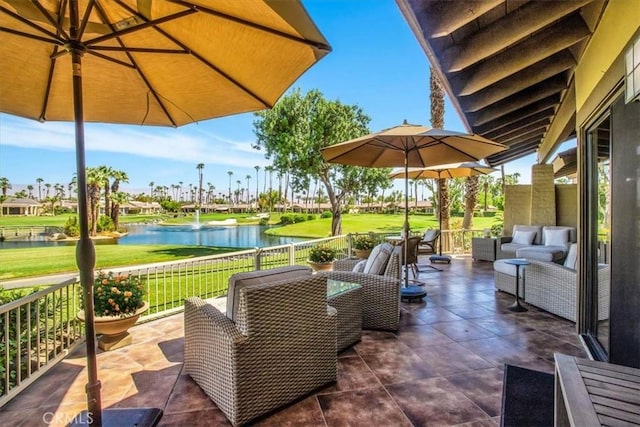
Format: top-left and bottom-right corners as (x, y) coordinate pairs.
(0, 245), (239, 280)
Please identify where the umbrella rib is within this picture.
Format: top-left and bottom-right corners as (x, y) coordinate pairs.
(91, 46), (188, 54)
(0, 6), (64, 43)
(30, 0), (70, 40)
(90, 0), (179, 126)
(169, 0), (332, 52)
(39, 46), (59, 122)
(0, 26), (63, 45)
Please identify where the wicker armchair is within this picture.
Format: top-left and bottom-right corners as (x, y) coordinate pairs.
(524, 261), (610, 322)
(184, 274), (337, 426)
(328, 251), (401, 331)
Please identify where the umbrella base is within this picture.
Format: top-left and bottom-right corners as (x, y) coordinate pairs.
(429, 255), (452, 264)
(68, 408), (163, 427)
(401, 285), (427, 303)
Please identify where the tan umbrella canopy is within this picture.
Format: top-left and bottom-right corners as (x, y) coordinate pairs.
(0, 1), (330, 424)
(389, 162), (498, 255)
(320, 121), (505, 287)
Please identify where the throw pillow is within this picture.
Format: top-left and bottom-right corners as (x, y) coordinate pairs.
(352, 259), (367, 273)
(544, 228), (569, 247)
(512, 230), (536, 245)
(564, 243), (578, 269)
(363, 242), (393, 275)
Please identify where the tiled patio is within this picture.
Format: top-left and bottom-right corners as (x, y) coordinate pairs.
(0, 256), (587, 426)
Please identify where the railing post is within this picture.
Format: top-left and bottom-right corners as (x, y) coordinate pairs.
(347, 233), (354, 257)
(254, 248), (262, 271)
(289, 243), (296, 266)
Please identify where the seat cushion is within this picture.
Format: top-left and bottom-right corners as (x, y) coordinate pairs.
(516, 246), (567, 263)
(501, 243), (531, 254)
(493, 259), (524, 278)
(226, 265), (312, 321)
(363, 242), (394, 275)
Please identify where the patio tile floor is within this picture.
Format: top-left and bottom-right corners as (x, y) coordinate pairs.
(0, 256), (586, 426)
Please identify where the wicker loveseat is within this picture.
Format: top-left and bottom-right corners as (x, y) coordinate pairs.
(330, 243), (402, 331)
(184, 267), (336, 426)
(496, 224), (576, 263)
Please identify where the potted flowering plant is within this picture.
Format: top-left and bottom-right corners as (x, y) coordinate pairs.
(352, 234), (376, 258)
(308, 244), (338, 271)
(78, 271), (148, 351)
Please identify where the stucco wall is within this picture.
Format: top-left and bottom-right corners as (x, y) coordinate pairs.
(556, 184), (578, 228)
(503, 185), (531, 236)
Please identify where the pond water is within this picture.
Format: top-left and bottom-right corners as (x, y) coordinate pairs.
(0, 224), (304, 249)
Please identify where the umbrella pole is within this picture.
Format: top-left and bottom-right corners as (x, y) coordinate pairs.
(69, 2), (102, 425)
(438, 174), (443, 256)
(403, 150), (410, 288)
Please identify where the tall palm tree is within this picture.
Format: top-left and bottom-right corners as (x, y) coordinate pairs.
(462, 176), (479, 229)
(236, 180), (241, 204)
(196, 163), (204, 208)
(149, 181), (155, 198)
(44, 182), (51, 198)
(97, 165), (114, 219)
(245, 174), (251, 203)
(430, 67), (450, 249)
(27, 184), (34, 199)
(36, 177), (43, 201)
(110, 191), (129, 230)
(254, 165), (260, 204)
(227, 171), (233, 205)
(178, 181), (184, 201)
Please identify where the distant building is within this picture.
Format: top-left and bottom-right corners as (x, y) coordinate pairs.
(0, 197), (42, 216)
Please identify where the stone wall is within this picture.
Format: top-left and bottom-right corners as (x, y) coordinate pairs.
(530, 164), (556, 226)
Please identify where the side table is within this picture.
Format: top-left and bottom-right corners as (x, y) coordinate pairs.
(503, 258), (529, 312)
(472, 237), (496, 261)
(327, 279), (362, 352)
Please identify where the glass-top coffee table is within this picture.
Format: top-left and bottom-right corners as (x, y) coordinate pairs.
(327, 279), (362, 352)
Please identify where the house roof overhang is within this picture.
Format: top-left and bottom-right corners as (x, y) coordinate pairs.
(395, 0), (608, 167)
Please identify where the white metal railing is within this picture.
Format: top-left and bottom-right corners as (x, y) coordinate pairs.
(0, 226), (63, 240)
(0, 229), (485, 405)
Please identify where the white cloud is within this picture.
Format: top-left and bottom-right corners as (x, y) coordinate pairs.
(0, 115), (270, 169)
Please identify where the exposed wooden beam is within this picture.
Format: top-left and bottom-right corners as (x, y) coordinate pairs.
(457, 14), (590, 96)
(473, 102), (556, 135)
(482, 108), (555, 139)
(538, 81), (577, 164)
(460, 54), (574, 112)
(469, 92), (560, 127)
(496, 126), (546, 145)
(440, 0), (589, 72)
(420, 0), (503, 38)
(487, 117), (551, 141)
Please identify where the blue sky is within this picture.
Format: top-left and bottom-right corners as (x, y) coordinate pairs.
(0, 0), (558, 198)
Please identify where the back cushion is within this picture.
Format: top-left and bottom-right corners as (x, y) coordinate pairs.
(352, 259), (367, 273)
(226, 265), (312, 321)
(423, 229), (439, 242)
(512, 225), (543, 244)
(543, 227), (570, 247)
(363, 242), (394, 275)
(512, 230), (536, 245)
(564, 243), (578, 269)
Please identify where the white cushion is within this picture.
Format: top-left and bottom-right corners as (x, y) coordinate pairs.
(544, 228), (569, 247)
(363, 243), (394, 275)
(352, 260), (367, 273)
(564, 243), (578, 269)
(512, 230), (536, 245)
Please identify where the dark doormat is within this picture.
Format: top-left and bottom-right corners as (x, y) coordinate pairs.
(501, 364), (554, 427)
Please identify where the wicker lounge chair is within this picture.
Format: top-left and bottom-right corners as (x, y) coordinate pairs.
(330, 246), (401, 331)
(184, 271), (336, 426)
(418, 229), (440, 255)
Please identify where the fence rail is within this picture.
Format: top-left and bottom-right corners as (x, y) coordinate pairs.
(0, 229), (483, 405)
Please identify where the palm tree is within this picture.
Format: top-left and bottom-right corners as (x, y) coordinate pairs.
(149, 181), (154, 198)
(178, 181), (184, 201)
(196, 163), (204, 208)
(245, 174), (251, 204)
(110, 169), (129, 226)
(227, 171), (233, 205)
(0, 177), (12, 197)
(44, 182), (51, 198)
(86, 167), (107, 236)
(27, 184), (34, 199)
(236, 180), (241, 204)
(36, 177), (43, 201)
(97, 165), (114, 219)
(110, 191), (129, 230)
(430, 67), (450, 249)
(462, 176), (479, 229)
(254, 165), (260, 206)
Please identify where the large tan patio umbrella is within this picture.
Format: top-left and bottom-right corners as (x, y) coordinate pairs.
(320, 121), (505, 287)
(0, 1), (330, 424)
(390, 162), (497, 256)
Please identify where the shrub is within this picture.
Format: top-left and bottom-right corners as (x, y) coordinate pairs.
(280, 214), (295, 225)
(97, 215), (114, 232)
(353, 234), (376, 250)
(293, 214), (307, 223)
(307, 214), (316, 221)
(320, 211), (332, 218)
(63, 215), (80, 237)
(259, 217), (269, 226)
(308, 244), (337, 263)
(87, 271), (146, 318)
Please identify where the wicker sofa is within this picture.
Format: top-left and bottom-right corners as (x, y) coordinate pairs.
(184, 269), (336, 426)
(496, 224), (576, 263)
(494, 243), (610, 322)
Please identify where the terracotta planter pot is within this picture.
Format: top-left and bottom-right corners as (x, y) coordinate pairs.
(78, 302), (149, 351)
(308, 260), (334, 272)
(354, 248), (372, 259)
